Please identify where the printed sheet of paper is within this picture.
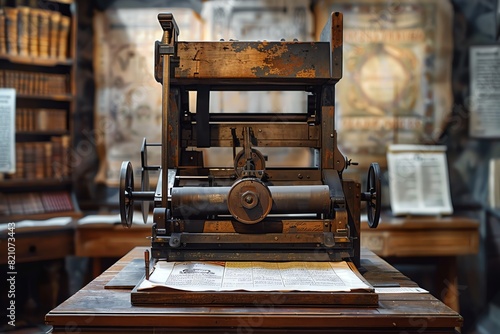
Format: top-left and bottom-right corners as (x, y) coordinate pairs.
(0, 88), (16, 174)
(470, 45), (500, 138)
(375, 287), (428, 294)
(387, 144), (453, 216)
(138, 261), (371, 292)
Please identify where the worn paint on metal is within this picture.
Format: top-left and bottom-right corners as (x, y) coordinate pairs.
(175, 41), (330, 79)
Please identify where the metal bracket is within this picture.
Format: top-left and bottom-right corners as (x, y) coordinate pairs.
(323, 169), (346, 208)
(154, 13), (179, 83)
(153, 208), (168, 235)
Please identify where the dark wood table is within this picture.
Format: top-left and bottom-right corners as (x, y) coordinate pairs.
(361, 215), (479, 312)
(46, 247), (462, 333)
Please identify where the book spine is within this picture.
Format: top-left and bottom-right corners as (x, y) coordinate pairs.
(15, 108), (20, 131)
(21, 108), (28, 131)
(44, 141), (52, 178)
(28, 8), (39, 57)
(28, 108), (34, 131)
(49, 11), (61, 59)
(38, 10), (50, 58)
(51, 136), (62, 178)
(35, 142), (44, 179)
(7, 193), (25, 215)
(58, 109), (67, 131)
(0, 10), (7, 55)
(37, 108), (48, 131)
(23, 142), (35, 180)
(18, 6), (30, 56)
(19, 71), (26, 94)
(4, 7), (19, 56)
(61, 135), (70, 177)
(58, 15), (70, 60)
(14, 143), (23, 179)
(27, 192), (45, 214)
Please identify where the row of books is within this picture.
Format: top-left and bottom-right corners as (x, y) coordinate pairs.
(16, 108), (67, 132)
(7, 135), (71, 180)
(0, 69), (69, 96)
(0, 191), (74, 216)
(0, 6), (71, 59)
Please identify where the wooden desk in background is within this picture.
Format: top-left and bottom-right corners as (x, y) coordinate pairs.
(75, 220), (150, 277)
(0, 221), (75, 313)
(46, 246), (462, 333)
(0, 221), (74, 264)
(361, 215), (479, 312)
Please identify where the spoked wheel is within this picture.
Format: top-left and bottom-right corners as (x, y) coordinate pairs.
(364, 162), (381, 228)
(119, 161), (134, 228)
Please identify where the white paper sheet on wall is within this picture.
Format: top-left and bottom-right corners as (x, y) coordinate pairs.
(387, 144), (453, 216)
(470, 45), (500, 138)
(0, 88), (16, 174)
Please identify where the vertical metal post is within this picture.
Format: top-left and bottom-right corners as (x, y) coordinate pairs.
(161, 30), (171, 208)
(320, 12), (345, 173)
(196, 86), (210, 148)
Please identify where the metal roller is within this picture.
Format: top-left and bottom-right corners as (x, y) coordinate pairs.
(171, 185), (331, 219)
(171, 187), (229, 218)
(269, 186), (330, 214)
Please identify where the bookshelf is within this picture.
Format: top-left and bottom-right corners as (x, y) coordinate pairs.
(0, 0), (80, 222)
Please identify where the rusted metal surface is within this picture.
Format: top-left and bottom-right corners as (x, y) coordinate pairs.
(175, 41), (331, 81)
(321, 106), (336, 169)
(320, 12), (343, 80)
(343, 179), (361, 267)
(165, 89), (180, 168)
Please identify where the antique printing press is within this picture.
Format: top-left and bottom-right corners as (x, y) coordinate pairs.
(119, 12), (381, 275)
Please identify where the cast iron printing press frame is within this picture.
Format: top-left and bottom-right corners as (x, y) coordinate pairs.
(118, 12), (381, 269)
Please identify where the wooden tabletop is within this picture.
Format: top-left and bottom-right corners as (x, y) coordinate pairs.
(361, 214), (479, 257)
(46, 247), (462, 333)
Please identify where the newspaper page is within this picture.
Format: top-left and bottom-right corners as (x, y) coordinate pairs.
(470, 45), (500, 138)
(138, 261), (371, 292)
(387, 144), (453, 216)
(0, 88), (16, 174)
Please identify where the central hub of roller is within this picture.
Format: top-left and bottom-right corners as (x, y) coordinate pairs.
(241, 191), (259, 209)
(228, 178), (273, 224)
